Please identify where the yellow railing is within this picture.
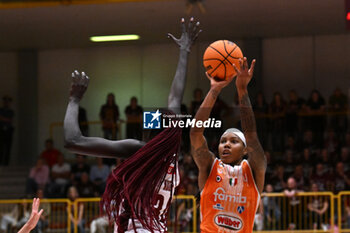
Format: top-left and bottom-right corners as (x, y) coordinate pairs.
(2, 193), (350, 232)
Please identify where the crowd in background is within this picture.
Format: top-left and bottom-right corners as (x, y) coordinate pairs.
(0, 86), (350, 232)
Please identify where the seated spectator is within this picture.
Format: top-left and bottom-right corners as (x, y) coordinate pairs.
(89, 158), (110, 195)
(331, 162), (350, 194)
(329, 87), (348, 135)
(306, 90), (326, 147)
(262, 184), (281, 230)
(253, 92), (269, 148)
(270, 165), (287, 192)
(307, 183), (329, 230)
(40, 139), (62, 168)
(310, 163), (329, 191)
(319, 148), (334, 175)
(90, 216), (109, 233)
(301, 130), (317, 151)
(76, 172), (98, 198)
(300, 148), (315, 178)
(67, 186), (85, 233)
(48, 154), (71, 198)
(293, 164), (309, 191)
(71, 154), (90, 185)
(269, 92), (286, 152)
(26, 158), (49, 196)
(323, 128), (339, 154)
(286, 90), (304, 137)
(0, 200), (31, 232)
(282, 150), (296, 177)
(340, 147), (350, 172)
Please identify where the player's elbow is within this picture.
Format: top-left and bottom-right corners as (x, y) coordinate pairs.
(64, 134), (81, 150)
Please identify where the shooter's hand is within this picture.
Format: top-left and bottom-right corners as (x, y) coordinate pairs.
(70, 70), (89, 102)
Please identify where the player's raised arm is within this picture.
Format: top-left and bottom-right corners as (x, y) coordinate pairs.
(167, 17), (201, 114)
(190, 73), (234, 190)
(233, 58), (266, 193)
(64, 71), (144, 158)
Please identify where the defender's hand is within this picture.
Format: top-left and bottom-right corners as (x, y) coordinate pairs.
(167, 17), (202, 52)
(70, 70), (89, 101)
(26, 198), (44, 230)
(234, 57), (256, 91)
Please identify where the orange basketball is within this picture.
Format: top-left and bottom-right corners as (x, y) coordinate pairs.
(203, 40), (243, 80)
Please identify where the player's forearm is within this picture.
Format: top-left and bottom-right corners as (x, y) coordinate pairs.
(64, 98), (83, 148)
(168, 49), (189, 114)
(18, 223), (32, 233)
(190, 87), (221, 135)
(238, 89), (266, 167)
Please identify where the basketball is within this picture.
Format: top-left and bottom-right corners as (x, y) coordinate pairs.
(203, 40), (243, 80)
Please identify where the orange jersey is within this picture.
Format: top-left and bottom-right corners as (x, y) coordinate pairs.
(200, 159), (260, 233)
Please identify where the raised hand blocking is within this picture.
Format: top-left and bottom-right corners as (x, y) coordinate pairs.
(167, 17), (202, 52)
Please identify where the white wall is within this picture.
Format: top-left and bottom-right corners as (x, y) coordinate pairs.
(262, 34), (350, 102)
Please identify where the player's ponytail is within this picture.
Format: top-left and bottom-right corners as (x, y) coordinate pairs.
(102, 123), (182, 232)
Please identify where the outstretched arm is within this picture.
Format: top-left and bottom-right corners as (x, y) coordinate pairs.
(167, 17), (201, 114)
(190, 73), (234, 190)
(234, 58), (266, 193)
(64, 71), (144, 158)
(18, 198), (43, 233)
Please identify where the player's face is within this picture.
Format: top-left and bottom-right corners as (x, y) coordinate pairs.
(218, 132), (246, 165)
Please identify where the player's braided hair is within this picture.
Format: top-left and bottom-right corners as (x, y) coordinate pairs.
(101, 120), (182, 232)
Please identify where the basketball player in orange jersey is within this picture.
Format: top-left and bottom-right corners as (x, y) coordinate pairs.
(190, 57), (266, 232)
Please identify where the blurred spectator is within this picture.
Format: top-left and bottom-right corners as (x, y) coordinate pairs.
(67, 186), (85, 233)
(90, 158), (110, 195)
(339, 147), (350, 172)
(285, 136), (297, 154)
(189, 88), (203, 115)
(176, 183), (197, 232)
(319, 149), (334, 175)
(124, 96), (143, 140)
(300, 148), (315, 178)
(71, 154), (90, 185)
(90, 216), (109, 233)
(76, 172), (98, 197)
(270, 165), (287, 192)
(253, 92), (269, 148)
(269, 92), (286, 152)
(26, 158), (49, 196)
(48, 154), (71, 198)
(32, 189), (50, 233)
(286, 90), (304, 137)
(264, 151), (274, 181)
(99, 93), (119, 140)
(329, 88), (348, 135)
(78, 106), (89, 137)
(307, 183), (329, 230)
(293, 164), (309, 191)
(323, 128), (340, 153)
(262, 184), (281, 230)
(282, 150), (296, 177)
(306, 90), (326, 146)
(39, 139), (62, 168)
(301, 130), (317, 151)
(331, 162), (350, 194)
(284, 177), (303, 230)
(0, 95), (14, 166)
(0, 200), (30, 232)
(310, 163), (329, 191)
